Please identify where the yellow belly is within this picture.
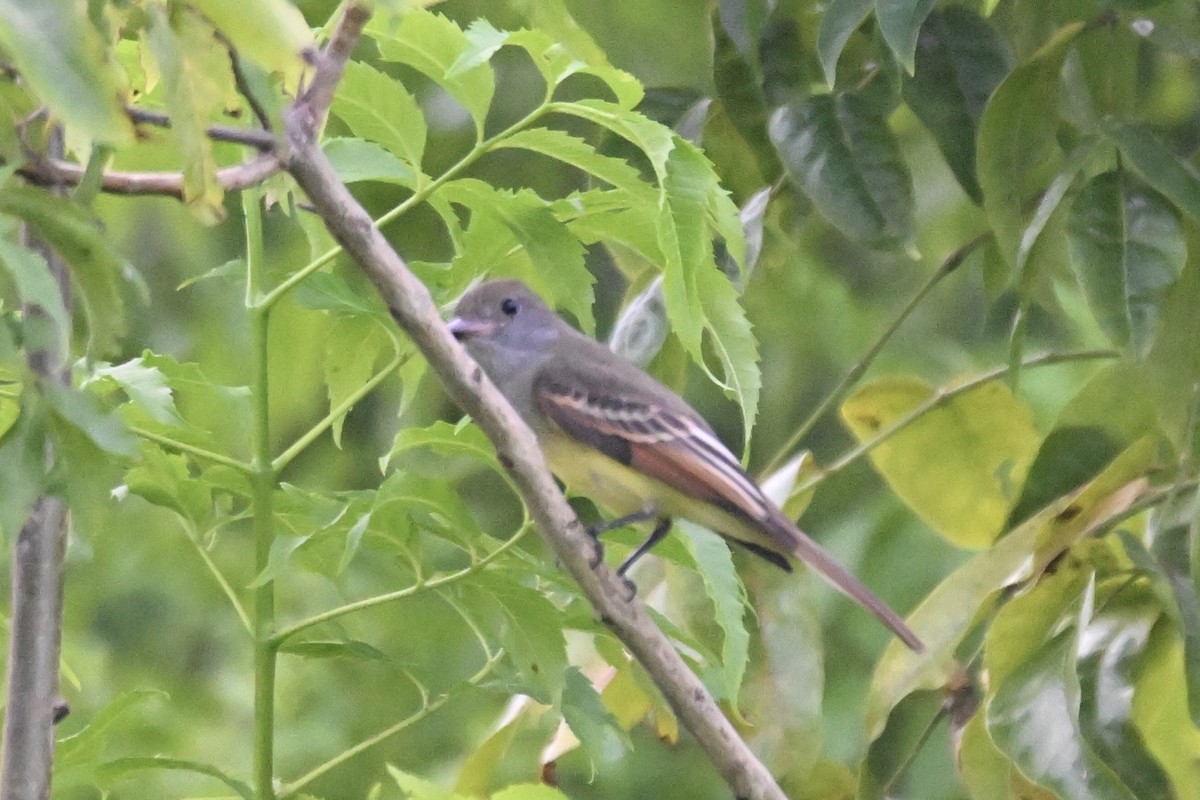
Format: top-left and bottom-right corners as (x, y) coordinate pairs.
(539, 433), (787, 557)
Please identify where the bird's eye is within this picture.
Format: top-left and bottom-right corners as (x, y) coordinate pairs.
(500, 297), (519, 316)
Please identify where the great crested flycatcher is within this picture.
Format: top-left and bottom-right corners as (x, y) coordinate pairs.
(449, 279), (923, 652)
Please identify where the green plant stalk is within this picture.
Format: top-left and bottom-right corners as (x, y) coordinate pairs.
(275, 650), (504, 799)
(759, 233), (990, 479)
(270, 522), (532, 646)
(792, 348), (1120, 497)
(127, 425), (253, 473)
(185, 523), (253, 635)
(244, 191), (278, 800)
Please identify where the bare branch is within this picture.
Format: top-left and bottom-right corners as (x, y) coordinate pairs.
(124, 106), (276, 149)
(2, 129), (71, 800)
(17, 152), (279, 198)
(278, 5), (785, 798)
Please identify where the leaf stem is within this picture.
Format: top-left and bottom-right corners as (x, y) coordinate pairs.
(271, 347), (407, 474)
(270, 523), (532, 646)
(792, 348), (1120, 496)
(185, 524), (253, 635)
(127, 425), (253, 474)
(759, 233), (990, 478)
(275, 650), (503, 799)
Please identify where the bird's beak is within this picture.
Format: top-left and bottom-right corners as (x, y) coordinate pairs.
(447, 316), (497, 341)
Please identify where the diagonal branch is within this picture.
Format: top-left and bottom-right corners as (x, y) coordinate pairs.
(277, 4), (785, 799)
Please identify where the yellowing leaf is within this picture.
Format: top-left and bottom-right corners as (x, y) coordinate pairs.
(841, 376), (1040, 548)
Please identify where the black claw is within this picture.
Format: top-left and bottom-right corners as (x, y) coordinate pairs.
(620, 575), (637, 602)
(587, 538), (604, 569)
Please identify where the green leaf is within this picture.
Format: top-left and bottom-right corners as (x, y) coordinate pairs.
(679, 521), (750, 709)
(1075, 588), (1170, 799)
(332, 61), (427, 176)
(816, 0), (872, 87)
(1104, 119), (1200, 221)
(712, 12), (782, 182)
(561, 667), (627, 766)
(323, 138), (417, 186)
(1068, 170), (1187, 353)
(469, 575), (567, 704)
(383, 419), (500, 474)
(293, 269), (390, 319)
(279, 639), (389, 662)
(370, 9), (495, 135)
(188, 0), (309, 82)
(89, 358), (185, 427)
(1146, 252), (1200, 447)
(902, 6), (1012, 203)
(493, 129), (649, 197)
(1005, 426), (1124, 530)
(978, 23), (1083, 267)
(987, 614), (1139, 799)
(769, 93), (914, 250)
(43, 384), (136, 457)
(0, 394), (46, 540)
(92, 756), (253, 800)
(858, 690), (944, 800)
(389, 766), (470, 800)
(0, 186), (127, 355)
(146, 5), (235, 224)
(438, 179), (592, 332)
(875, 0), (938, 74)
(124, 445), (213, 527)
(454, 713), (523, 797)
(863, 438), (1156, 741)
(0, 0), (133, 145)
(491, 785), (572, 800)
(841, 377), (1041, 548)
(55, 690), (167, 773)
(0, 237), (69, 362)
(1132, 626), (1200, 800)
(323, 317), (387, 447)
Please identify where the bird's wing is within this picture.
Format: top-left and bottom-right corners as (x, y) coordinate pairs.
(533, 369), (775, 529)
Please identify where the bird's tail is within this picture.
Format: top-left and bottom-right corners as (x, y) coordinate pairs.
(776, 511), (925, 652)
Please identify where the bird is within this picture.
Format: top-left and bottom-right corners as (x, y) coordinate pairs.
(448, 278), (923, 652)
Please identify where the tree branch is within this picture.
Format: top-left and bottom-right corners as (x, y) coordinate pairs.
(16, 151), (279, 199)
(276, 4), (785, 798)
(1, 129), (71, 800)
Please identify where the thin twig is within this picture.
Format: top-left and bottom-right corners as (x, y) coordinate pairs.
(124, 106), (276, 149)
(16, 152), (279, 199)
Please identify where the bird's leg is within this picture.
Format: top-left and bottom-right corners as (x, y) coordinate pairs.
(616, 517), (673, 578)
(584, 508), (658, 570)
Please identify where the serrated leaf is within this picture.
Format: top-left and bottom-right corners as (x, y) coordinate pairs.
(769, 93), (914, 250)
(146, 5), (234, 224)
(0, 0), (133, 145)
(0, 396), (46, 540)
(470, 576), (567, 704)
(438, 179), (592, 331)
(494, 129), (649, 197)
(383, 419), (499, 473)
(44, 384), (136, 457)
(293, 269), (391, 319)
(333, 61), (427, 175)
(712, 12), (782, 182)
(560, 667), (627, 767)
(323, 318), (387, 447)
(978, 23), (1083, 266)
(323, 138), (417, 186)
(371, 9), (495, 134)
(188, 0), (309, 83)
(841, 377), (1040, 548)
(0, 237), (70, 362)
(1068, 170), (1186, 353)
(177, 257), (245, 290)
(124, 444), (212, 526)
(816, 0), (872, 87)
(0, 186), (127, 355)
(875, 0), (938, 74)
(389, 766), (470, 800)
(679, 521), (750, 709)
(902, 6), (1012, 203)
(90, 358), (185, 426)
(1104, 119), (1200, 222)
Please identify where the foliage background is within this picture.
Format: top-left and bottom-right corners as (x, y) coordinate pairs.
(1, 0), (1199, 799)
